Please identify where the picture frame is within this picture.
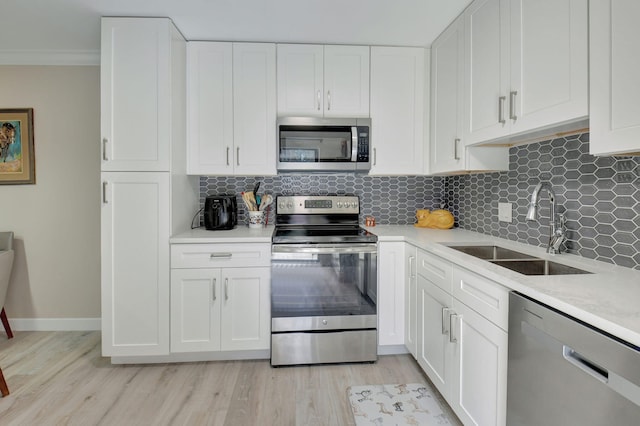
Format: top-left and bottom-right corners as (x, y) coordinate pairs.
(0, 108), (35, 184)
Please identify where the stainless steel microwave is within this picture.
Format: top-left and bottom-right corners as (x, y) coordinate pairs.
(277, 117), (371, 173)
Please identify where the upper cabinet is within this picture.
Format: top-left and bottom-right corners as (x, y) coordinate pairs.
(590, 0), (640, 156)
(187, 42), (277, 175)
(101, 18), (176, 171)
(370, 46), (427, 175)
(463, 0), (588, 146)
(430, 15), (509, 175)
(277, 44), (370, 118)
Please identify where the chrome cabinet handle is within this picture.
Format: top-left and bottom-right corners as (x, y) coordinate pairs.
(102, 181), (108, 204)
(442, 307), (451, 335)
(317, 90), (321, 111)
(327, 90), (331, 111)
(102, 138), (108, 161)
(373, 148), (377, 166)
(236, 147), (240, 166)
(498, 96), (506, 124)
(226, 147), (230, 166)
(212, 278), (217, 301)
(225, 278), (229, 301)
(454, 138), (461, 160)
(449, 313), (459, 343)
(510, 90), (518, 121)
(409, 256), (415, 279)
(210, 253), (233, 259)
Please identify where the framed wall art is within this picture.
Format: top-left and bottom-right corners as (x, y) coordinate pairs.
(0, 108), (35, 184)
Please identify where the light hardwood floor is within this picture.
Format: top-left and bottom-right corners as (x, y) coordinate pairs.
(0, 332), (460, 425)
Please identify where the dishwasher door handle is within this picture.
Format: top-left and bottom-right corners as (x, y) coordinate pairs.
(563, 346), (609, 384)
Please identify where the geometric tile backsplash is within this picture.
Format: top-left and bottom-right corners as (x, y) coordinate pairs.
(201, 132), (640, 270)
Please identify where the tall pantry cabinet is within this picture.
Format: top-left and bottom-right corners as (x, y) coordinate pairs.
(100, 17), (198, 358)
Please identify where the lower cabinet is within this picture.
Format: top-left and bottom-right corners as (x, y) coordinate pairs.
(416, 249), (508, 426)
(377, 242), (406, 348)
(170, 243), (271, 354)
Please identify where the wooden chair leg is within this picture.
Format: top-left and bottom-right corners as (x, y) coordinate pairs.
(1, 307), (13, 339)
(0, 366), (9, 397)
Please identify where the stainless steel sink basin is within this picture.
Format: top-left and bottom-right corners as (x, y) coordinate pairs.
(448, 244), (591, 276)
(489, 259), (591, 276)
(449, 245), (536, 260)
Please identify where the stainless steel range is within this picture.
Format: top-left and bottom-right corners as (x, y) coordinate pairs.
(270, 195), (378, 366)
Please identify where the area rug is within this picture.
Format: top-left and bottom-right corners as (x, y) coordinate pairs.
(347, 383), (452, 425)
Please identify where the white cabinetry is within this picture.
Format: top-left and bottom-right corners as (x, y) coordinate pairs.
(463, 0), (588, 146)
(277, 44), (369, 117)
(416, 249), (508, 425)
(100, 17), (197, 359)
(170, 243), (271, 353)
(377, 242), (405, 349)
(370, 47), (426, 175)
(430, 15), (509, 175)
(101, 18), (172, 172)
(404, 244), (418, 358)
(187, 42), (276, 175)
(590, 0), (640, 156)
(101, 173), (170, 356)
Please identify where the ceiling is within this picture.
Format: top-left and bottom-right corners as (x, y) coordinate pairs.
(1, 0), (471, 65)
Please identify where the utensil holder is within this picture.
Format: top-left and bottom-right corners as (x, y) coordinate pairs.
(248, 211), (265, 228)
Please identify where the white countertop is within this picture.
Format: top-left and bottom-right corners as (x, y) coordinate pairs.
(370, 225), (640, 348)
(171, 226), (275, 243)
(171, 224), (640, 348)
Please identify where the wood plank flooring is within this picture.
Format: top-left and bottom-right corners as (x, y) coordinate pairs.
(0, 332), (460, 425)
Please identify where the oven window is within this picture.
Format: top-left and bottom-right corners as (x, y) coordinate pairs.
(271, 250), (376, 317)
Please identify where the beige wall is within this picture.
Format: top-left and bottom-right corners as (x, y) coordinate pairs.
(0, 66), (100, 320)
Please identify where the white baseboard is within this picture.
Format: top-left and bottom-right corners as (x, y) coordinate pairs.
(378, 344), (409, 355)
(10, 318), (101, 331)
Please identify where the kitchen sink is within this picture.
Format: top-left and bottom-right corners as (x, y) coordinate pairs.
(449, 245), (536, 260)
(490, 259), (591, 276)
(448, 244), (591, 276)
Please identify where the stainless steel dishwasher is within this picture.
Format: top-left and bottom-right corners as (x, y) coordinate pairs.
(507, 292), (640, 425)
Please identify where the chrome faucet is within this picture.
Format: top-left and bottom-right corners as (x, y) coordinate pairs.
(526, 182), (566, 254)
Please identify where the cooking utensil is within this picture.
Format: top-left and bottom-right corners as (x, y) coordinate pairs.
(259, 194), (273, 211)
(241, 191), (258, 211)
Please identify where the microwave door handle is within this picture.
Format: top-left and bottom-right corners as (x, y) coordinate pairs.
(351, 126), (358, 161)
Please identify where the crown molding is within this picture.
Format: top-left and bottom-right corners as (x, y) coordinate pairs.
(0, 49), (100, 66)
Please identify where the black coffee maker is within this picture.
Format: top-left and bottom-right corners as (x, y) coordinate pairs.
(204, 195), (238, 230)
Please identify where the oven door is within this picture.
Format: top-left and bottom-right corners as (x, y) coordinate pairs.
(271, 243), (377, 324)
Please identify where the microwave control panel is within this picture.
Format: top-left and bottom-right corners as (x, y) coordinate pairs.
(357, 126), (370, 162)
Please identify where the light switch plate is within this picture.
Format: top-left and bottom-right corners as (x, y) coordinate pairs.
(498, 202), (512, 223)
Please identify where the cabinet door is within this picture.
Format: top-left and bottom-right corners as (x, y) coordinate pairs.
(377, 242), (405, 347)
(404, 244), (418, 358)
(101, 18), (172, 172)
(323, 45), (370, 117)
(416, 275), (453, 399)
(276, 44), (324, 117)
(430, 15), (465, 174)
(370, 47), (426, 175)
(186, 42), (234, 174)
(220, 267), (271, 351)
(463, 0), (511, 145)
(170, 269), (221, 353)
(233, 43), (277, 175)
(509, 0), (588, 136)
(451, 300), (508, 426)
(590, 0), (640, 156)
(101, 172), (170, 356)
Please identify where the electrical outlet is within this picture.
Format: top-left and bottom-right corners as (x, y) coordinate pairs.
(498, 202), (512, 223)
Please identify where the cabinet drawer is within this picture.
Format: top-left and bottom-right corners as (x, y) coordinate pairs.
(171, 243), (271, 268)
(417, 250), (453, 293)
(452, 266), (509, 331)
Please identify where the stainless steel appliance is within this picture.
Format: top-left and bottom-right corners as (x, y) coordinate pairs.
(270, 195), (378, 366)
(204, 195), (237, 230)
(276, 117), (371, 173)
(507, 292), (640, 425)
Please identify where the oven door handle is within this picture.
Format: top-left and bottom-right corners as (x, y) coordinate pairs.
(272, 244), (378, 255)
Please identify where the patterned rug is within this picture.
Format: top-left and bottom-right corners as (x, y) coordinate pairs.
(347, 383), (452, 425)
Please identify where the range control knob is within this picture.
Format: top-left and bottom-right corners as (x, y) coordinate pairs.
(286, 202), (293, 209)
(336, 202), (343, 208)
